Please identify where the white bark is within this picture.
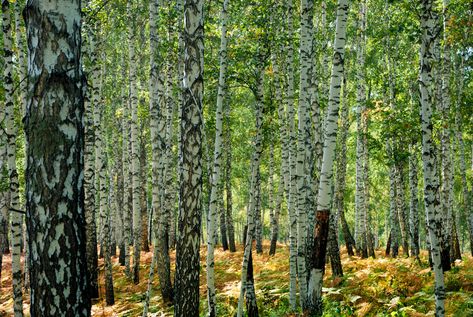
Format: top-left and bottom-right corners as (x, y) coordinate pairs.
(308, 0), (349, 314)
(419, 1), (446, 315)
(206, 0), (229, 314)
(2, 2), (23, 315)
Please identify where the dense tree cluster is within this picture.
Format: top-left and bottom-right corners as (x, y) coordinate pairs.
(0, 0), (472, 316)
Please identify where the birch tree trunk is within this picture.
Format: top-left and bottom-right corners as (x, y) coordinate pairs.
(174, 0), (204, 314)
(419, 1), (446, 315)
(206, 0), (229, 313)
(24, 0), (91, 314)
(409, 144), (420, 258)
(97, 116), (114, 305)
(395, 164), (410, 257)
(387, 141), (400, 258)
(328, 77), (349, 277)
(283, 0), (298, 309)
(224, 104), (236, 252)
(296, 0), (315, 308)
(127, 0), (142, 285)
(255, 168), (263, 254)
(307, 1), (349, 314)
(237, 65), (265, 317)
(146, 0), (173, 305)
(355, 0), (368, 259)
(83, 22), (99, 297)
(2, 2), (23, 314)
(122, 63), (132, 275)
(104, 172), (115, 306)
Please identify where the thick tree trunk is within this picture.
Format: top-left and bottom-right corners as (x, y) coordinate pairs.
(307, 1), (349, 315)
(419, 1), (446, 315)
(174, 0), (204, 315)
(24, 1), (91, 315)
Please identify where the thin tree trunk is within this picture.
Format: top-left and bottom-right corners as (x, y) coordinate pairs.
(147, 0), (173, 305)
(409, 144), (420, 258)
(307, 1), (349, 314)
(329, 77), (349, 277)
(296, 0), (314, 308)
(355, 0), (368, 259)
(255, 169), (263, 254)
(127, 0), (142, 285)
(174, 0), (204, 314)
(395, 164), (410, 257)
(2, 2), (23, 315)
(387, 141), (400, 258)
(140, 133), (149, 253)
(237, 65), (265, 317)
(224, 106), (236, 252)
(283, 0), (298, 309)
(206, 0), (229, 313)
(24, 1), (91, 314)
(83, 15), (99, 297)
(419, 1), (446, 315)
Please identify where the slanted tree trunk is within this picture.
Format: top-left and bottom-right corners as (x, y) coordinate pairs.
(174, 0), (204, 314)
(2, 2), (23, 314)
(419, 1), (446, 315)
(24, 1), (91, 315)
(206, 0), (229, 313)
(307, 0), (349, 315)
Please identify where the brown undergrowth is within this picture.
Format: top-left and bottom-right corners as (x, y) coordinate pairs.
(1, 241), (472, 316)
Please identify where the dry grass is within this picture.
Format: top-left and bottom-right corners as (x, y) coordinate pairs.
(1, 241), (472, 316)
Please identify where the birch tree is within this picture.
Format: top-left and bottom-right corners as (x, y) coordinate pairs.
(296, 0), (315, 308)
(24, 0), (91, 314)
(419, 0), (446, 315)
(2, 2), (23, 314)
(237, 62), (265, 317)
(174, 0), (204, 314)
(206, 0), (230, 314)
(308, 0), (349, 314)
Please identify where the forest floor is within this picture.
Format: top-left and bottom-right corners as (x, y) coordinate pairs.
(1, 241), (473, 316)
